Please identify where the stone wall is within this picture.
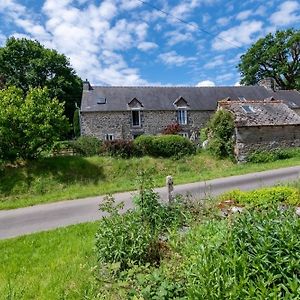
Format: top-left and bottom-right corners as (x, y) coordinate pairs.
(80, 110), (213, 140)
(235, 125), (300, 162)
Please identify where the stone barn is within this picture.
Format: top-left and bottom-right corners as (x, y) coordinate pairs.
(218, 98), (300, 162)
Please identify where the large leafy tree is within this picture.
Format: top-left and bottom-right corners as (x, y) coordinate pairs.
(0, 37), (82, 121)
(238, 29), (300, 90)
(0, 86), (69, 161)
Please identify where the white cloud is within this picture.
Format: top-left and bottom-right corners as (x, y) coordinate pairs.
(212, 21), (263, 50)
(158, 51), (195, 66)
(270, 1), (300, 25)
(137, 41), (158, 51)
(234, 81), (241, 86)
(120, 0), (142, 10)
(236, 9), (252, 21)
(203, 55), (225, 69)
(216, 17), (230, 26)
(196, 80), (215, 87)
(0, 0), (155, 85)
(165, 30), (194, 46)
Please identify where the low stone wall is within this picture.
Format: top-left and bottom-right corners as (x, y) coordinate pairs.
(80, 110), (212, 140)
(235, 125), (300, 162)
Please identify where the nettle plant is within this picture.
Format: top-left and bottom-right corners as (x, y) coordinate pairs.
(95, 171), (188, 270)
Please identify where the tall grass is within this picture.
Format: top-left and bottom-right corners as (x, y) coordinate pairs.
(1, 152), (300, 209)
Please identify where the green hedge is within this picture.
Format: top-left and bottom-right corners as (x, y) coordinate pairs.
(247, 148), (300, 163)
(219, 186), (300, 207)
(134, 135), (196, 158)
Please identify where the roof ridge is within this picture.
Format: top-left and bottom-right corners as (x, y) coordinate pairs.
(92, 85), (259, 88)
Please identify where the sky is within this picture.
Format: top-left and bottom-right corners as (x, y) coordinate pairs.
(0, 0), (299, 87)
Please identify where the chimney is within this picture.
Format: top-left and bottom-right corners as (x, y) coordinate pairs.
(258, 77), (278, 91)
(83, 79), (93, 91)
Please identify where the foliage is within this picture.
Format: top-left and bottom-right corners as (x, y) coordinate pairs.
(219, 186), (300, 207)
(183, 207), (300, 299)
(238, 29), (300, 90)
(247, 148), (300, 163)
(95, 174), (188, 271)
(0, 86), (69, 161)
(95, 196), (154, 270)
(205, 109), (235, 159)
(0, 37), (82, 121)
(71, 136), (102, 156)
(134, 134), (196, 158)
(103, 139), (136, 158)
(162, 123), (182, 135)
(73, 108), (80, 138)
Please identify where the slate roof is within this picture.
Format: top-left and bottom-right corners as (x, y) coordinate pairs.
(80, 85), (300, 112)
(218, 100), (300, 127)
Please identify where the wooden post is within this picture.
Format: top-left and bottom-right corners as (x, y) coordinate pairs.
(166, 175), (174, 203)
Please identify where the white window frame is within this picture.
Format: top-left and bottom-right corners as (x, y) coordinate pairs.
(177, 109), (187, 125)
(105, 134), (114, 141)
(131, 109), (141, 127)
(179, 132), (189, 138)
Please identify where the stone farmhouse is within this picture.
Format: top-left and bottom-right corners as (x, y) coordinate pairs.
(80, 79), (300, 146)
(218, 98), (300, 162)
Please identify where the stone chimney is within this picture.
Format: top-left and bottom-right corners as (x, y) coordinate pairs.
(83, 79), (93, 91)
(258, 77), (278, 91)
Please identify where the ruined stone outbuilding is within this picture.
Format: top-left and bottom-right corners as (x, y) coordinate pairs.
(218, 98), (300, 162)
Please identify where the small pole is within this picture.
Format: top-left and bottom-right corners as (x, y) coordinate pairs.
(166, 175), (174, 203)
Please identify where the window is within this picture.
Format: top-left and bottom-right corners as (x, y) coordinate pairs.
(238, 96), (247, 101)
(179, 132), (189, 138)
(242, 105), (255, 113)
(132, 110), (141, 127)
(177, 109), (187, 125)
(105, 134), (114, 141)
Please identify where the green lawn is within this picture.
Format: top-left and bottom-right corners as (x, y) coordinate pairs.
(0, 222), (99, 300)
(1, 153), (300, 209)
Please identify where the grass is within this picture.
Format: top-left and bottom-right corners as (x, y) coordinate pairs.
(0, 222), (99, 300)
(1, 152), (300, 209)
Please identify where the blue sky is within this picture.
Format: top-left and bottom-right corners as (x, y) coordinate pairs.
(0, 0), (299, 86)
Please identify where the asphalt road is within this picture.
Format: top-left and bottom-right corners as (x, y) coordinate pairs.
(1, 165), (300, 240)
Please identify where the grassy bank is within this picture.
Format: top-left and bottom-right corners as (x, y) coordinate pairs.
(2, 184), (300, 299)
(0, 222), (99, 300)
(1, 152), (300, 210)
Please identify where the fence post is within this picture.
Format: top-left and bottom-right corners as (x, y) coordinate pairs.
(166, 175), (174, 203)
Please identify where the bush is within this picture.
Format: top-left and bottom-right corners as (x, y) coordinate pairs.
(134, 135), (196, 158)
(219, 186), (300, 207)
(247, 148), (300, 163)
(204, 109), (235, 159)
(162, 123), (182, 135)
(95, 200), (154, 270)
(71, 136), (102, 156)
(103, 139), (136, 158)
(183, 207), (300, 299)
(96, 175), (188, 270)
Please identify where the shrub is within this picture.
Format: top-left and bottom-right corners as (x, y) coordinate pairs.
(219, 186), (300, 207)
(162, 123), (182, 135)
(103, 139), (136, 158)
(73, 108), (80, 138)
(95, 197), (154, 270)
(183, 207), (300, 299)
(95, 175), (188, 270)
(134, 135), (196, 158)
(247, 148), (300, 163)
(71, 136), (102, 156)
(204, 109), (235, 159)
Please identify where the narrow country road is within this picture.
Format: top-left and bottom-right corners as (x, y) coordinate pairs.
(0, 165), (300, 240)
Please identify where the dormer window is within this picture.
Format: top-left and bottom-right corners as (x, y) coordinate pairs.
(177, 109), (187, 125)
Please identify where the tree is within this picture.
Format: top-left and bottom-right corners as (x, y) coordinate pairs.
(0, 86), (69, 161)
(0, 37), (82, 121)
(205, 109), (235, 159)
(238, 29), (300, 90)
